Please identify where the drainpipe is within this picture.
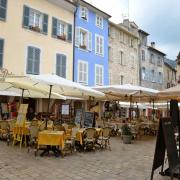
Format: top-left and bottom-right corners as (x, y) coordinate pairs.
(72, 0), (79, 82)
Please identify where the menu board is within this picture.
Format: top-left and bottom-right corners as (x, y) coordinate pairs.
(16, 104), (28, 126)
(61, 104), (70, 115)
(84, 112), (95, 128)
(75, 109), (83, 125)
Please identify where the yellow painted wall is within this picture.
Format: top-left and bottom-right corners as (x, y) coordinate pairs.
(0, 0), (74, 80)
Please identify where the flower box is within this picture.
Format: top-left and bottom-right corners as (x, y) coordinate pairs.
(80, 45), (87, 50)
(57, 35), (66, 41)
(29, 26), (41, 32)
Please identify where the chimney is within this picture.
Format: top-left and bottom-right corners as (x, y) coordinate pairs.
(123, 19), (130, 28)
(151, 42), (155, 48)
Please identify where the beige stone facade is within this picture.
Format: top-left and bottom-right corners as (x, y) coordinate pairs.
(0, 0), (75, 80)
(108, 20), (139, 85)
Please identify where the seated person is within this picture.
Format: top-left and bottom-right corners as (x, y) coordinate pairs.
(26, 107), (35, 121)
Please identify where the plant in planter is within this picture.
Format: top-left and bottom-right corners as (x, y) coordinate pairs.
(121, 124), (132, 144)
(29, 26), (41, 32)
(57, 34), (66, 40)
(80, 44), (87, 50)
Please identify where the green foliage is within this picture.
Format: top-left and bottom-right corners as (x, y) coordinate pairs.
(121, 124), (132, 136)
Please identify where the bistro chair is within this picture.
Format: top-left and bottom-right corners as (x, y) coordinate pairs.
(98, 127), (111, 150)
(83, 128), (97, 151)
(7, 119), (16, 145)
(63, 127), (79, 155)
(28, 123), (39, 156)
(53, 124), (65, 131)
(0, 121), (9, 140)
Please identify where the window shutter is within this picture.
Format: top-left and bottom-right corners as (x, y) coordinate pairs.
(88, 32), (92, 51)
(75, 27), (80, 47)
(27, 47), (33, 74)
(61, 55), (66, 78)
(52, 17), (57, 36)
(0, 0), (7, 20)
(0, 39), (4, 68)
(23, 6), (30, 27)
(56, 54), (60, 76)
(34, 48), (40, 75)
(67, 24), (72, 42)
(42, 13), (48, 34)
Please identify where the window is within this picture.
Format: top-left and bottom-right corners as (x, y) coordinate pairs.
(23, 6), (48, 34)
(150, 54), (154, 64)
(158, 72), (162, 83)
(151, 69), (155, 82)
(120, 75), (124, 85)
(130, 56), (135, 68)
(119, 31), (124, 42)
(95, 64), (103, 86)
(26, 46), (40, 75)
(80, 6), (88, 21)
(96, 14), (103, 29)
(75, 27), (92, 51)
(56, 54), (66, 78)
(130, 38), (134, 47)
(52, 17), (72, 42)
(95, 34), (104, 56)
(141, 50), (145, 61)
(78, 61), (88, 85)
(0, 39), (4, 68)
(141, 67), (146, 80)
(0, 0), (7, 20)
(157, 57), (162, 66)
(119, 51), (123, 65)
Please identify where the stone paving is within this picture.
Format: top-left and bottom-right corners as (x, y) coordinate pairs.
(0, 136), (172, 180)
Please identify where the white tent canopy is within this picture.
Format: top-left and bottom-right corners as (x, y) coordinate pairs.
(93, 84), (159, 101)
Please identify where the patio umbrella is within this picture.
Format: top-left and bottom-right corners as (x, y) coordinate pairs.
(5, 74), (105, 128)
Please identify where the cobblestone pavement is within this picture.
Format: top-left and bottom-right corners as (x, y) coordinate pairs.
(0, 137), (172, 180)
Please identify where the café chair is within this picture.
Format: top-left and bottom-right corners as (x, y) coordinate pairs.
(53, 124), (65, 131)
(98, 127), (111, 150)
(28, 124), (39, 156)
(63, 127), (79, 155)
(0, 121), (9, 140)
(83, 128), (97, 151)
(7, 120), (16, 145)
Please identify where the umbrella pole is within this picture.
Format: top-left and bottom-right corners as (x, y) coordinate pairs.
(129, 95), (132, 121)
(20, 89), (24, 104)
(46, 85), (53, 129)
(152, 99), (155, 121)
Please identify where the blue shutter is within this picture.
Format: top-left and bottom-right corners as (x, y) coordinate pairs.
(23, 5), (30, 28)
(67, 24), (72, 42)
(56, 54), (66, 78)
(27, 47), (33, 74)
(42, 13), (48, 34)
(33, 48), (40, 75)
(52, 17), (57, 37)
(0, 0), (7, 20)
(0, 39), (4, 68)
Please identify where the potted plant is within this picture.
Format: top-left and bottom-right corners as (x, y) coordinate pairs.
(121, 124), (132, 144)
(57, 34), (66, 41)
(80, 44), (87, 50)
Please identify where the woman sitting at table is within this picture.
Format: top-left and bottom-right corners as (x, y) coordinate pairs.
(26, 107), (35, 121)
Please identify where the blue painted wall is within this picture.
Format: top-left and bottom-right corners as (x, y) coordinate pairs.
(74, 5), (109, 86)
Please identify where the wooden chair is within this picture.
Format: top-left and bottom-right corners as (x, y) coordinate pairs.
(83, 128), (97, 151)
(98, 127), (111, 150)
(28, 124), (39, 156)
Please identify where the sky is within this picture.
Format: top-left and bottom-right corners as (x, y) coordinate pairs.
(85, 0), (180, 60)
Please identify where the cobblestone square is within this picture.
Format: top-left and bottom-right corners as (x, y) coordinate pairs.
(0, 137), (172, 180)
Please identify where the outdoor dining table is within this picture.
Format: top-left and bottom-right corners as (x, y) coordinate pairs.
(76, 128), (102, 145)
(38, 130), (65, 157)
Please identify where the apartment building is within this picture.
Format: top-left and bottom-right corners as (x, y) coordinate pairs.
(108, 19), (139, 85)
(139, 30), (165, 90)
(163, 58), (176, 89)
(0, 0), (75, 80)
(73, 0), (111, 86)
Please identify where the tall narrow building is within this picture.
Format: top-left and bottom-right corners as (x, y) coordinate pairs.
(73, 0), (111, 86)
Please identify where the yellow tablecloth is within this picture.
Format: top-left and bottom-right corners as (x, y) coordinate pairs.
(76, 128), (102, 145)
(38, 130), (65, 149)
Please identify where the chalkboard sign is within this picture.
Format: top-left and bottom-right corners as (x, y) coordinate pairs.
(75, 109), (83, 125)
(84, 112), (94, 128)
